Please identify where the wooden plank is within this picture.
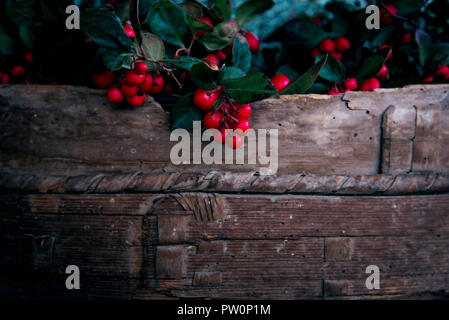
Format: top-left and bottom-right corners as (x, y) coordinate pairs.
(157, 195), (449, 239)
(1, 85), (448, 177)
(0, 194), (161, 216)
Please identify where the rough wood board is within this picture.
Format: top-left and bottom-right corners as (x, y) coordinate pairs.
(1, 85), (448, 177)
(1, 193), (448, 299)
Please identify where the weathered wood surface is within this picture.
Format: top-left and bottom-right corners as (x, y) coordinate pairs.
(1, 85), (449, 300)
(1, 193), (448, 299)
(0, 85), (448, 178)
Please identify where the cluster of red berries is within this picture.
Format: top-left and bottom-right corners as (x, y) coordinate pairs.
(91, 24), (168, 107)
(0, 52), (33, 84)
(193, 86), (252, 149)
(103, 61), (165, 107)
(328, 44), (394, 95)
(312, 37), (351, 61)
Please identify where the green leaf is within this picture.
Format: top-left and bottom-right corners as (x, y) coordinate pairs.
(210, 0), (232, 21)
(18, 23), (34, 49)
(6, 0), (35, 25)
(186, 15), (214, 33)
(218, 66), (246, 82)
(282, 55), (328, 95)
(283, 20), (327, 48)
(221, 72), (277, 104)
(329, 14), (348, 38)
(235, 0), (274, 26)
(81, 8), (134, 50)
(318, 55), (345, 82)
(141, 32), (165, 61)
(200, 20), (239, 51)
(232, 34), (251, 73)
(0, 26), (13, 55)
(190, 62), (221, 89)
(308, 82), (329, 94)
(369, 25), (397, 49)
(416, 29), (432, 66)
(144, 0), (188, 48)
(102, 49), (133, 71)
(276, 65), (299, 82)
(179, 2), (202, 18)
(171, 93), (202, 130)
(164, 56), (201, 70)
(356, 55), (384, 83)
(130, 0), (142, 46)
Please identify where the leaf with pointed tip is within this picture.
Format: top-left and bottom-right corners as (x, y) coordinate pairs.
(171, 93), (202, 130)
(190, 62), (221, 89)
(356, 55), (384, 83)
(144, 0), (188, 48)
(164, 56), (202, 70)
(282, 55), (328, 95)
(81, 8), (134, 50)
(218, 66), (246, 82)
(199, 20), (239, 51)
(232, 34), (251, 73)
(221, 72), (277, 104)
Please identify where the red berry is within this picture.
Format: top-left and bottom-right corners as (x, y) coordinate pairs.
(380, 4), (397, 24)
(92, 71), (116, 88)
(311, 48), (321, 59)
(400, 32), (412, 44)
(360, 78), (381, 91)
(422, 76), (434, 83)
(134, 61), (148, 74)
(214, 129), (229, 144)
(197, 17), (214, 36)
(126, 70), (145, 85)
(163, 81), (174, 95)
(379, 45), (392, 60)
(149, 74), (165, 94)
(436, 64), (449, 79)
(127, 92), (146, 107)
(140, 73), (153, 92)
(193, 88), (219, 111)
(11, 65), (25, 77)
(235, 118), (250, 134)
(203, 111), (222, 129)
(216, 50), (226, 62)
(204, 54), (220, 66)
(344, 78), (358, 91)
(107, 87), (124, 103)
(24, 52), (33, 63)
(123, 25), (136, 38)
(271, 74), (291, 93)
(226, 134), (243, 149)
(244, 32), (260, 53)
(376, 65), (388, 80)
(235, 103), (252, 119)
(121, 81), (139, 97)
(319, 38), (335, 53)
(328, 88), (340, 95)
(334, 37), (351, 52)
(1, 73), (10, 84)
(330, 52), (342, 61)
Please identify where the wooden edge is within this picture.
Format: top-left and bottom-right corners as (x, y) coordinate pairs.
(0, 171), (447, 195)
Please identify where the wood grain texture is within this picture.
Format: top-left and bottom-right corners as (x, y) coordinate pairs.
(1, 85), (448, 300)
(1, 193), (448, 299)
(1, 85), (448, 177)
